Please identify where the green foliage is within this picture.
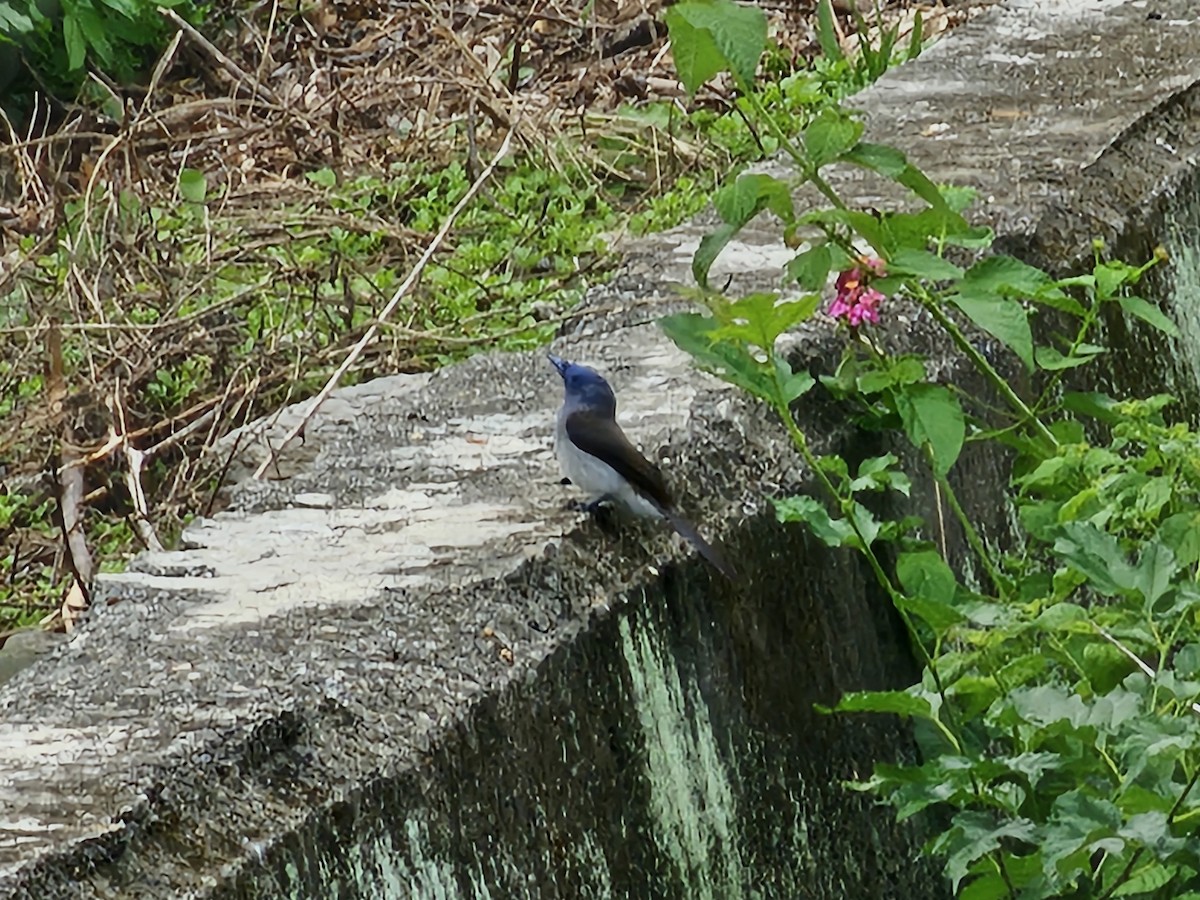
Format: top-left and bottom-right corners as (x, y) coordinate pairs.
(1, 0), (203, 99)
(661, 4), (1195, 897)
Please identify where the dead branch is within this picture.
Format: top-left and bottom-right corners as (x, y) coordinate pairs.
(46, 320), (93, 632)
(158, 7), (283, 107)
(110, 380), (164, 552)
(250, 126), (518, 479)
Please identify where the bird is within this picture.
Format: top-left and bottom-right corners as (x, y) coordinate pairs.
(548, 354), (735, 580)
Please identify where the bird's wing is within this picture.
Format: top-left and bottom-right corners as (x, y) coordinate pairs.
(564, 410), (673, 510)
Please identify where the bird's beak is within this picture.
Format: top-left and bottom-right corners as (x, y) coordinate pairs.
(547, 354), (568, 376)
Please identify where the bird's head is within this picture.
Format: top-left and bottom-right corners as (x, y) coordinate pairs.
(548, 354), (617, 414)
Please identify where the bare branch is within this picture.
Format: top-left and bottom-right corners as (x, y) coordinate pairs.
(250, 127), (517, 480)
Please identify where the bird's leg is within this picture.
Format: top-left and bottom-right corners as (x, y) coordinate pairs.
(581, 496), (612, 515)
(565, 494), (611, 514)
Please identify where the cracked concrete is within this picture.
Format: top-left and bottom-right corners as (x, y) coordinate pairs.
(2, 0), (1200, 896)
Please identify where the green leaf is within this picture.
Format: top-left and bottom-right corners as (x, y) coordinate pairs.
(664, 7), (724, 96)
(1052, 522), (1137, 596)
(804, 108), (864, 168)
(1035, 602), (1089, 630)
(895, 551), (961, 634)
(63, 13), (86, 70)
(1062, 391), (1122, 424)
(1035, 344), (1104, 371)
(1094, 259), (1142, 299)
(832, 689), (935, 720)
(848, 500), (881, 547)
(887, 248), (963, 281)
(694, 174), (794, 286)
(940, 811), (1039, 891)
(178, 168), (207, 204)
(71, 5), (113, 65)
(781, 367), (816, 403)
(659, 312), (775, 402)
(714, 173), (794, 226)
(665, 0), (767, 90)
(787, 243), (832, 291)
(951, 262), (1037, 372)
(896, 383), (965, 477)
(962, 255), (1051, 295)
(773, 495), (854, 547)
(1117, 295), (1180, 337)
(0, 6), (34, 32)
(896, 593), (964, 635)
(713, 292), (820, 351)
(815, 0), (843, 61)
(1157, 513), (1200, 567)
(896, 550), (956, 604)
(95, 0), (138, 16)
(1132, 540), (1177, 608)
(907, 9), (923, 59)
(307, 168), (337, 188)
(838, 141), (907, 178)
(1111, 862), (1190, 897)
(849, 453), (911, 496)
(693, 222), (737, 289)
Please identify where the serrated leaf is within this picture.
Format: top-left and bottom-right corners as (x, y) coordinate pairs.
(887, 247), (964, 281)
(659, 312), (775, 402)
(1052, 521), (1137, 596)
(951, 290), (1034, 372)
(787, 243), (832, 291)
(804, 108), (864, 168)
(896, 383), (965, 477)
(666, 0), (766, 90)
(773, 495), (854, 547)
(941, 811), (1039, 891)
(1118, 295), (1180, 337)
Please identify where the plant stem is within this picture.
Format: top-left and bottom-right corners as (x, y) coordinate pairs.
(919, 294), (1059, 448)
(935, 472), (1007, 600)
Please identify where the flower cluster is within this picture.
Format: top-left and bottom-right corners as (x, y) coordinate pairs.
(829, 257), (886, 327)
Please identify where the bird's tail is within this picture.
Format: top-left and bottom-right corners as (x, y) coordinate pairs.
(662, 510), (736, 581)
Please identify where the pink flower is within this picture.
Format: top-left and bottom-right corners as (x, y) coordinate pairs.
(830, 257), (887, 327)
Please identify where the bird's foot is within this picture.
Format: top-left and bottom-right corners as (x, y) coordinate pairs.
(567, 496), (618, 530)
(565, 496), (603, 514)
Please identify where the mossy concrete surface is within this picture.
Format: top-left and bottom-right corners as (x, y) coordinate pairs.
(3, 0), (1200, 897)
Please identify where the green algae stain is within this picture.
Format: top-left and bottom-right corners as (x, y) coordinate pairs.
(1162, 187), (1200, 394)
(618, 607), (746, 898)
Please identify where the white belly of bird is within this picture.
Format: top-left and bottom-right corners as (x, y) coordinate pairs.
(555, 420), (662, 519)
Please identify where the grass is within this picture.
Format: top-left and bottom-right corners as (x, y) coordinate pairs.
(0, 21), (919, 630)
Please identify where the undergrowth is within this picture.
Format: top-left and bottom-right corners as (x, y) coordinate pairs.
(0, 2), (918, 629)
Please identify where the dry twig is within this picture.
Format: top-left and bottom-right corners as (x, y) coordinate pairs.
(251, 127), (518, 479)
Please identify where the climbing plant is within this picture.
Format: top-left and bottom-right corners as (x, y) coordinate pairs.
(661, 1), (1200, 898)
